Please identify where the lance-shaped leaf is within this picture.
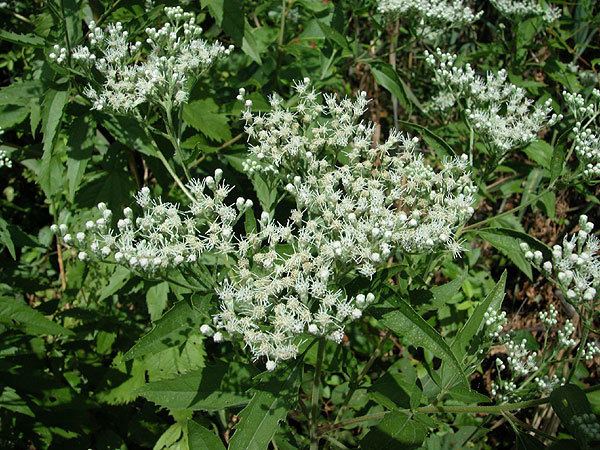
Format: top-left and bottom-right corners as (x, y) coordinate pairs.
(228, 360), (304, 450)
(137, 362), (253, 411)
(0, 296), (72, 336)
(377, 296), (468, 388)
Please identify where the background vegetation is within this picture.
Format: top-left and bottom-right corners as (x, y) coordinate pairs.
(0, 0), (598, 449)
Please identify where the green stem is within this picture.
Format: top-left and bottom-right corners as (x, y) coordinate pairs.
(319, 384), (600, 435)
(334, 331), (390, 424)
(155, 151), (195, 203)
(278, 0), (288, 47)
(60, 0), (72, 64)
(310, 338), (326, 450)
(164, 104), (190, 181)
(459, 190), (550, 234)
(567, 310), (591, 384)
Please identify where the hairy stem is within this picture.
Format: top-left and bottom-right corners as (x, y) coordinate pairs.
(310, 338), (326, 450)
(155, 151), (195, 203)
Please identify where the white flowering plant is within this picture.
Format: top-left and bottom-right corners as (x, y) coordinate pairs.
(0, 0), (598, 449)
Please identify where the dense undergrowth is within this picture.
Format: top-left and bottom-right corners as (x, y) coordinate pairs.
(0, 0), (599, 449)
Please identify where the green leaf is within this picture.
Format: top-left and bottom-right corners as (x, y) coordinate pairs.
(317, 22), (351, 54)
(187, 420), (225, 450)
(0, 216), (15, 259)
(146, 281), (170, 322)
(66, 115), (95, 201)
(251, 173), (277, 213)
(538, 191), (556, 219)
(201, 0), (262, 63)
(98, 265), (131, 301)
(447, 385), (490, 405)
(397, 120), (454, 158)
(368, 371), (421, 410)
(516, 432), (546, 450)
(124, 296), (208, 361)
(154, 423), (183, 450)
(183, 99), (232, 143)
(102, 115), (158, 157)
(360, 411), (427, 450)
(550, 144), (566, 182)
(0, 80), (42, 107)
(550, 384), (595, 449)
(0, 387), (34, 417)
(39, 88), (69, 197)
(0, 296), (72, 336)
(229, 361), (303, 450)
(522, 140), (553, 169)
(137, 362), (251, 411)
(0, 29), (45, 47)
(477, 229), (533, 279)
(451, 271), (507, 361)
(371, 63), (409, 110)
(378, 297), (468, 387)
(41, 88), (69, 155)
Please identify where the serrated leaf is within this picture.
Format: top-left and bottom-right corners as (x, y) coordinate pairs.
(66, 115), (95, 201)
(144, 334), (205, 382)
(0, 216), (15, 259)
(137, 362), (251, 411)
(371, 63), (409, 110)
(228, 361), (303, 450)
(183, 99), (231, 143)
(146, 281), (170, 322)
(154, 423), (183, 450)
(550, 144), (566, 182)
(523, 140), (553, 169)
(368, 371), (421, 410)
(39, 88), (69, 197)
(0, 386), (34, 417)
(451, 271), (507, 361)
(0, 29), (45, 47)
(360, 411), (427, 450)
(477, 229), (533, 279)
(124, 296), (209, 361)
(201, 0), (262, 63)
(378, 297), (468, 388)
(102, 115), (158, 157)
(187, 420), (225, 450)
(96, 359), (146, 405)
(98, 265), (131, 301)
(0, 296), (72, 336)
(251, 173), (277, 212)
(0, 80), (42, 106)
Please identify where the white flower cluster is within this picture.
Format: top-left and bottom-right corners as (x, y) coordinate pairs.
(521, 215), (598, 306)
(50, 6), (232, 113)
(490, 0), (561, 23)
(377, 0), (481, 40)
(424, 50), (561, 154)
(483, 303), (582, 402)
(200, 82), (476, 368)
(557, 319), (577, 348)
(564, 89), (600, 179)
(52, 169), (247, 271)
(484, 308), (507, 339)
(584, 341), (600, 361)
(0, 129), (10, 169)
(570, 414), (600, 443)
(505, 338), (539, 377)
(241, 79), (476, 269)
(0, 149), (10, 169)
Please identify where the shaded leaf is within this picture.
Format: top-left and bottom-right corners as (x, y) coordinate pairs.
(0, 296), (72, 336)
